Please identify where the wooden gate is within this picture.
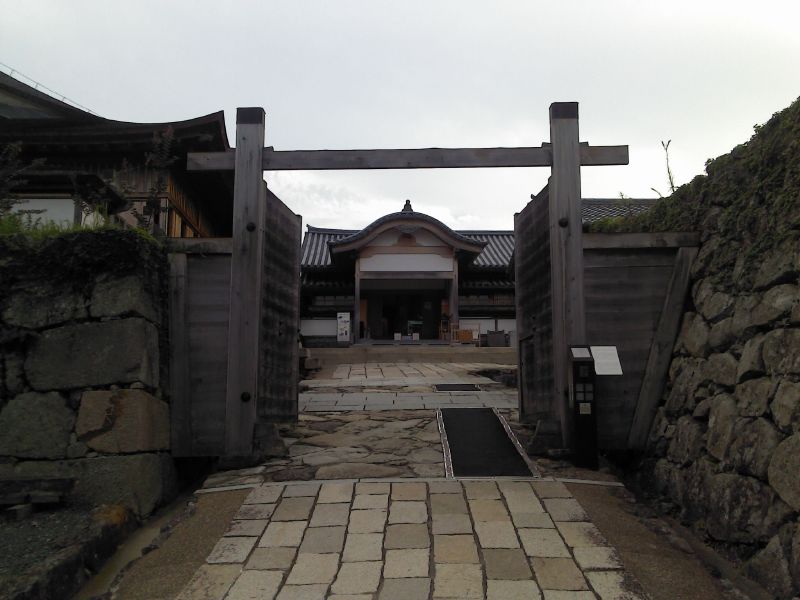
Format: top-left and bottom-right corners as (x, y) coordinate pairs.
(168, 188), (301, 458)
(181, 103), (629, 459)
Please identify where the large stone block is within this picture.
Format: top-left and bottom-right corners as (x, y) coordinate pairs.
(762, 329), (800, 375)
(667, 416), (705, 467)
(2, 286), (87, 329)
(731, 295), (760, 338)
(76, 389), (169, 453)
(2, 353), (25, 397)
(753, 239), (800, 290)
(771, 380), (800, 432)
(707, 394), (737, 461)
(14, 453), (174, 518)
(90, 275), (160, 323)
(751, 285), (798, 328)
(706, 473), (792, 543)
(708, 318), (735, 352)
(726, 418), (783, 480)
(735, 377), (776, 417)
(768, 433), (800, 511)
(704, 353), (738, 388)
(664, 358), (706, 414)
(25, 319), (159, 390)
(745, 533), (795, 599)
(0, 392), (74, 458)
(678, 312), (710, 358)
(736, 334), (765, 382)
(790, 522), (800, 591)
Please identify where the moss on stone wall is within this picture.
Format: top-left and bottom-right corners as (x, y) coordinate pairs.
(590, 96), (800, 291)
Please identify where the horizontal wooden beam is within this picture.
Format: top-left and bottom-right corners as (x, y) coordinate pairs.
(582, 232), (700, 249)
(166, 238), (233, 254)
(187, 144), (628, 172)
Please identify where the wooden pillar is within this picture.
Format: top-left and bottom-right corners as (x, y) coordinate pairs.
(548, 102), (586, 447)
(450, 259), (459, 334)
(354, 259), (361, 343)
(224, 107), (266, 457)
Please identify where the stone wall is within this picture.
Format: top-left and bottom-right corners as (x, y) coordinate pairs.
(618, 99), (800, 598)
(0, 230), (175, 518)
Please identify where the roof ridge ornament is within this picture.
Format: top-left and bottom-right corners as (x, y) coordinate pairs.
(401, 199), (413, 212)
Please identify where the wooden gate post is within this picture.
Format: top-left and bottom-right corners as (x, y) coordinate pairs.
(225, 107), (266, 457)
(548, 102), (587, 447)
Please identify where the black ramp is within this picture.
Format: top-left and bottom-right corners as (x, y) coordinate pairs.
(441, 408), (532, 477)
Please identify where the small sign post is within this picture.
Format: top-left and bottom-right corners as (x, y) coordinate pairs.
(337, 312), (351, 343)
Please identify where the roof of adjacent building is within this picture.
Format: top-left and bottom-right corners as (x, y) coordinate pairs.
(301, 198), (656, 269)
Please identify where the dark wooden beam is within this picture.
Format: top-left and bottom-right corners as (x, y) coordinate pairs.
(187, 144), (628, 172)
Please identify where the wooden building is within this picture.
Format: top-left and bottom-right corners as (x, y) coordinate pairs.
(0, 71), (233, 237)
(300, 198), (656, 346)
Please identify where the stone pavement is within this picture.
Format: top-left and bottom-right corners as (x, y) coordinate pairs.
(178, 478), (647, 600)
(301, 362), (517, 412)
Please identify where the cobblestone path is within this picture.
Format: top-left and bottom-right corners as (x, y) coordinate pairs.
(178, 479), (646, 599)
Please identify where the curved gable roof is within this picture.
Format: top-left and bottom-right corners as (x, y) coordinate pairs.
(328, 209), (486, 257)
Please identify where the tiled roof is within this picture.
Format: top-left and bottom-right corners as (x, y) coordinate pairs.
(301, 199), (655, 269)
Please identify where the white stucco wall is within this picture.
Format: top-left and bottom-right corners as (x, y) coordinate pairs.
(300, 319), (337, 336)
(360, 253), (453, 272)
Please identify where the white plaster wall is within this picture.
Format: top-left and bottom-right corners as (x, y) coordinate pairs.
(300, 319), (337, 336)
(360, 253), (453, 272)
(497, 319), (517, 333)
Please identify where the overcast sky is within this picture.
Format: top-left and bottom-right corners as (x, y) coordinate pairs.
(2, 1), (799, 231)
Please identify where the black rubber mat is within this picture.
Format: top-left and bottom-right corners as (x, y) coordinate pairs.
(434, 383), (480, 392)
(441, 408), (532, 476)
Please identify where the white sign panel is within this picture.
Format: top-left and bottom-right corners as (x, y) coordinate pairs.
(590, 346), (623, 375)
(337, 312), (351, 343)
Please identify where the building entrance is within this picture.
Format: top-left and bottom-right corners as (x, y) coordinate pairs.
(365, 290), (444, 340)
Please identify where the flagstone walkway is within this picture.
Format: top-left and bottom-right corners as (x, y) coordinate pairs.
(178, 478), (646, 600)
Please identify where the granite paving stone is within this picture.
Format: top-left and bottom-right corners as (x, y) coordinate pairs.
(391, 481), (427, 500)
(245, 484), (284, 504)
(378, 577), (431, 600)
(586, 570), (646, 598)
(542, 592), (596, 600)
(299, 526), (346, 553)
(483, 548), (533, 580)
(225, 519), (269, 537)
(310, 502), (351, 527)
(388, 501), (428, 523)
(512, 511), (555, 529)
(432, 513), (473, 535)
(474, 521), (520, 548)
(343, 533), (384, 561)
(428, 481), (462, 494)
(556, 521), (608, 548)
(245, 547), (297, 570)
(206, 536), (257, 564)
(259, 521), (308, 547)
(531, 557), (589, 591)
(384, 524), (430, 549)
(275, 584), (329, 600)
(272, 497), (315, 521)
(286, 552), (340, 584)
(318, 482), (354, 503)
(352, 493), (388, 509)
(464, 480), (501, 499)
(355, 482), (391, 495)
(330, 561), (383, 594)
(384, 548), (430, 578)
(433, 563), (484, 598)
(430, 493), (468, 515)
(519, 528), (571, 558)
(543, 498), (589, 522)
(468, 498), (511, 522)
(531, 480), (572, 499)
(348, 509), (387, 533)
(282, 482), (321, 497)
(433, 534), (479, 563)
(175, 564), (241, 600)
(487, 579), (542, 600)
(236, 504), (276, 520)
(573, 546), (623, 571)
(226, 570), (283, 600)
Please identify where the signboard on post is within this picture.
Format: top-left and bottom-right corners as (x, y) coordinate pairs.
(337, 312), (351, 343)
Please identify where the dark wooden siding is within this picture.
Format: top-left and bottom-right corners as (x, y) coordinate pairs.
(584, 248), (676, 450)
